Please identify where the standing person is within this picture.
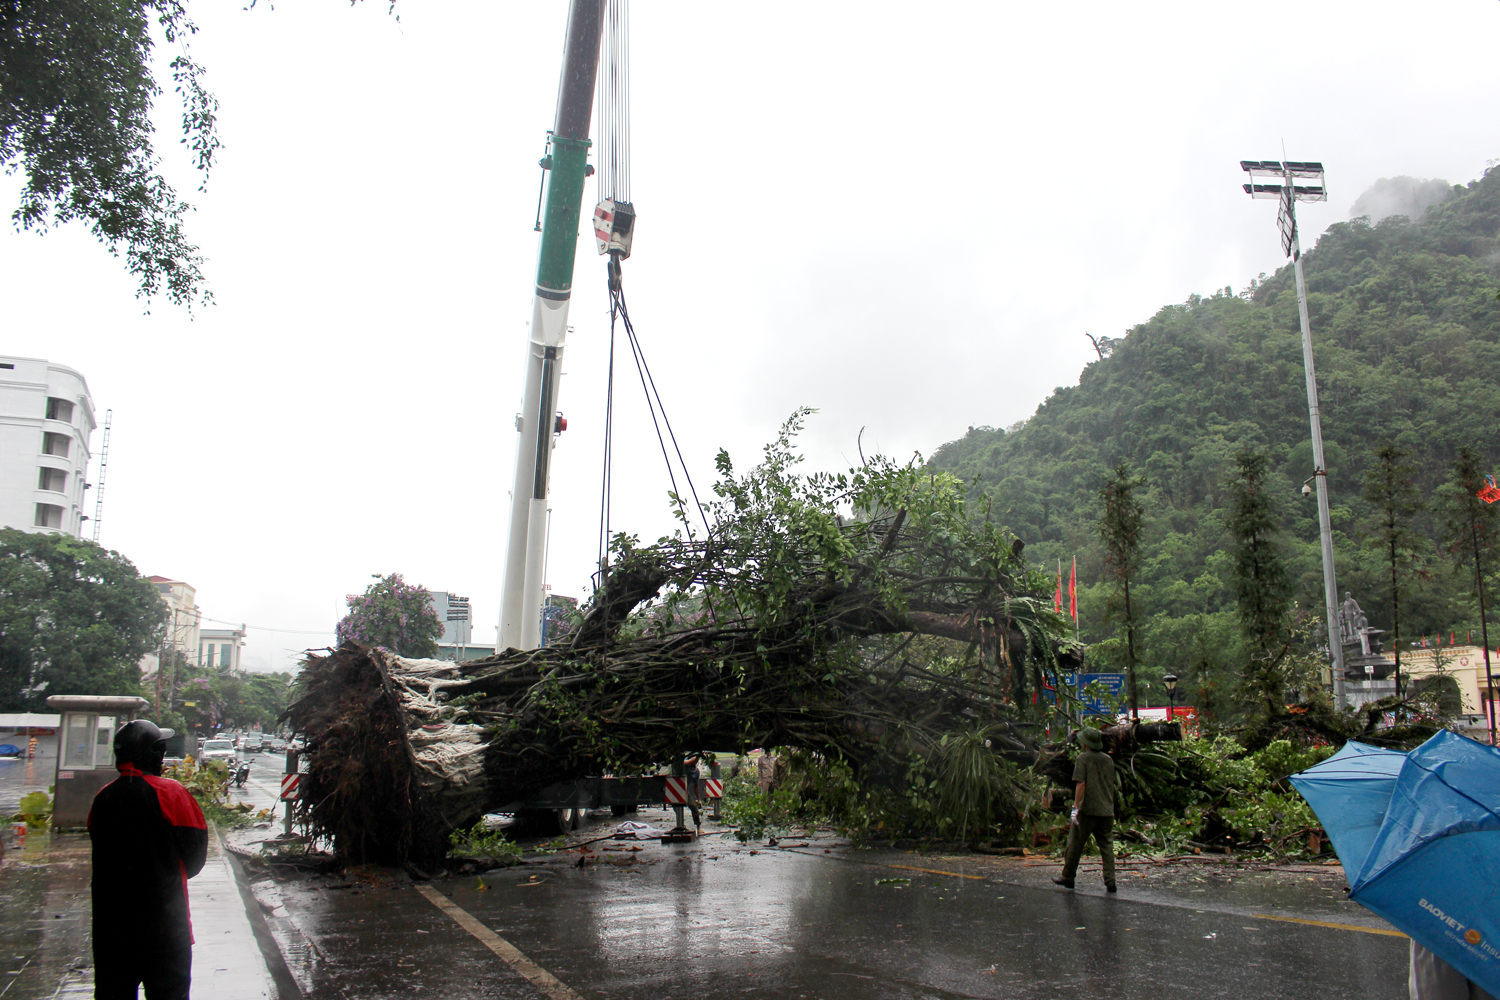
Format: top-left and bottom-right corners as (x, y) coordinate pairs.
(1053, 727), (1122, 892)
(89, 720), (208, 1000)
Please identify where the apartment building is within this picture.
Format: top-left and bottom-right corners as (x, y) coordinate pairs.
(0, 356), (96, 537)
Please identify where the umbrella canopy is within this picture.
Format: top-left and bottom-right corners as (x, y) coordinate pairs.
(1349, 731), (1500, 995)
(1295, 731), (1499, 996)
(1289, 740), (1407, 875)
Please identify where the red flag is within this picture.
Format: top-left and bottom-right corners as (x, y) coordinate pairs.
(1054, 560), (1063, 614)
(1452, 631), (1456, 646)
(1069, 556), (1078, 625)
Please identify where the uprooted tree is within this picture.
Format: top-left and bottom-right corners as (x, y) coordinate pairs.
(286, 411), (1091, 866)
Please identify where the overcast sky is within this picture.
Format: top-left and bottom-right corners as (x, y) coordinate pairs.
(4, 0), (1497, 672)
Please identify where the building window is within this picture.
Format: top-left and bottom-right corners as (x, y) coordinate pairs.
(42, 432), (69, 458)
(220, 644), (232, 669)
(199, 643), (206, 666)
(46, 397), (74, 423)
(34, 504), (63, 529)
(38, 467), (66, 492)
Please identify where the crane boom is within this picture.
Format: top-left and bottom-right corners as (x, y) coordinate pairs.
(498, 0), (605, 651)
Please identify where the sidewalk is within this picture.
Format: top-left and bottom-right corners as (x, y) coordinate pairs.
(0, 824), (282, 999)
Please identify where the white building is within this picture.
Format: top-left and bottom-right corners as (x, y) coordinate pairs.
(0, 356), (96, 537)
(139, 577), (202, 683)
(199, 627), (246, 672)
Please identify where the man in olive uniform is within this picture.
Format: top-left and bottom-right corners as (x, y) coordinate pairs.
(1053, 726), (1121, 892)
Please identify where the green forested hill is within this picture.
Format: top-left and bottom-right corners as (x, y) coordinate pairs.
(929, 167), (1500, 710)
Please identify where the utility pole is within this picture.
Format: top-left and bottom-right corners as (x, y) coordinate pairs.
(498, 0), (605, 651)
(1240, 159), (1346, 707)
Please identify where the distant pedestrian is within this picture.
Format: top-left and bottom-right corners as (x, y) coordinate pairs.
(1053, 727), (1122, 893)
(89, 720), (208, 1000)
(757, 752), (778, 793)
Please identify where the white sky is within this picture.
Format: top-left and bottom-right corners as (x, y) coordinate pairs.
(4, 0), (1497, 673)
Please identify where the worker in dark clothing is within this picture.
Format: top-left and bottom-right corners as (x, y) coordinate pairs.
(89, 720), (208, 1000)
(1053, 726), (1122, 893)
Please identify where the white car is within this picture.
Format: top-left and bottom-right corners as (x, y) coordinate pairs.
(200, 739), (236, 765)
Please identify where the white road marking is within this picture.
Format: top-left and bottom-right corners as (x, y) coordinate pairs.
(414, 884), (584, 1000)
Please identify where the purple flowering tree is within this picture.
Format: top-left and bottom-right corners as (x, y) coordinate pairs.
(335, 574), (445, 659)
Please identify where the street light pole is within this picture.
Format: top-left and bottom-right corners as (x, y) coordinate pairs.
(1241, 159), (1346, 708)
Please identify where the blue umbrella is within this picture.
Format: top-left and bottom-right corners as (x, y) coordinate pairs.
(1289, 740), (1406, 873)
(1293, 731), (1500, 996)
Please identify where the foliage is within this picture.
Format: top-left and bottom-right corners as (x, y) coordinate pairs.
(1114, 736), (1337, 860)
(11, 790), (52, 829)
(0, 529), (167, 711)
(723, 744), (1043, 848)
(179, 670), (297, 733)
(929, 165), (1500, 722)
(163, 757), (252, 828)
(335, 574), (444, 659)
(447, 820), (524, 865)
(0, 0), (220, 308)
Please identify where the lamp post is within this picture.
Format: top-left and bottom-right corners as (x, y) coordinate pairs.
(1163, 673), (1178, 716)
(1240, 159), (1346, 708)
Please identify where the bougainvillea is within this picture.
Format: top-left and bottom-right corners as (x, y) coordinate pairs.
(334, 574), (445, 659)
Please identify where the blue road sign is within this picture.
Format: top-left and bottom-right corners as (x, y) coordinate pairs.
(1077, 673), (1126, 715)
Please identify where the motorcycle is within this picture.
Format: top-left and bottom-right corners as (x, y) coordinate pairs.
(233, 760), (252, 788)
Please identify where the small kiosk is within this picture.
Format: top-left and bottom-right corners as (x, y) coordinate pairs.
(46, 695), (150, 828)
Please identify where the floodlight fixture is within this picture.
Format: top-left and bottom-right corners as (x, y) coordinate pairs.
(1240, 154), (1345, 707)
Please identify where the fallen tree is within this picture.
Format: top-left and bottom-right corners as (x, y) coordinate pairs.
(285, 413), (1087, 865)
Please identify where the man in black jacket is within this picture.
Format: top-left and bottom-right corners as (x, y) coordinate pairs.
(89, 720), (208, 999)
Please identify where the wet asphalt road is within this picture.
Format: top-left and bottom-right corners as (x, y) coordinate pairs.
(0, 755), (1408, 1000)
(235, 811), (1407, 1000)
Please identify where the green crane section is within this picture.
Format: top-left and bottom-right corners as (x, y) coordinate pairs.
(499, 0), (605, 651)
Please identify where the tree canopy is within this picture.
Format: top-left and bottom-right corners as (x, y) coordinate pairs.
(0, 529), (166, 709)
(335, 573), (444, 659)
(0, 0), (221, 308)
(929, 166), (1500, 718)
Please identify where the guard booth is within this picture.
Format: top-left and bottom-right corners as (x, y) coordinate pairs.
(46, 695), (150, 828)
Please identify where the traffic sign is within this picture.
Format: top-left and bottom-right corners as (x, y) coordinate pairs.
(703, 779), (723, 799)
(1078, 673), (1127, 715)
(280, 774), (301, 801)
(664, 777), (690, 804)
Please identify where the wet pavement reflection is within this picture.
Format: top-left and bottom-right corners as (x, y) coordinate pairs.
(239, 810), (1407, 1000)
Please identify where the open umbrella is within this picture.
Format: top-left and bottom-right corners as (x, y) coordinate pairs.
(1292, 731), (1500, 996)
(1288, 740), (1406, 872)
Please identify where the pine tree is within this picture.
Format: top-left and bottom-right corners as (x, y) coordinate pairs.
(1361, 441), (1423, 701)
(1226, 451), (1294, 716)
(1098, 464), (1146, 719)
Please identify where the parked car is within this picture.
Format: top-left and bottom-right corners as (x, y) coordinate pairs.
(200, 739), (237, 765)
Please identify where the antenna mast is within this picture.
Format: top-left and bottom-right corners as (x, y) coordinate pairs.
(92, 409), (112, 543)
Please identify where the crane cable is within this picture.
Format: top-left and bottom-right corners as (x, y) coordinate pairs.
(594, 0), (710, 582)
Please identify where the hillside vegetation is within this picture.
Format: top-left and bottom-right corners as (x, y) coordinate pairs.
(929, 166), (1500, 716)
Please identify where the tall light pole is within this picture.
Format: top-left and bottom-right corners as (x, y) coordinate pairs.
(1240, 159), (1346, 707)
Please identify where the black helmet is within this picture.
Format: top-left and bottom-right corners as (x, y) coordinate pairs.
(114, 720), (174, 775)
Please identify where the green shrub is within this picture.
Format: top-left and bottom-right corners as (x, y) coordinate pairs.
(163, 758), (253, 829)
(12, 790), (52, 829)
(448, 820), (524, 864)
